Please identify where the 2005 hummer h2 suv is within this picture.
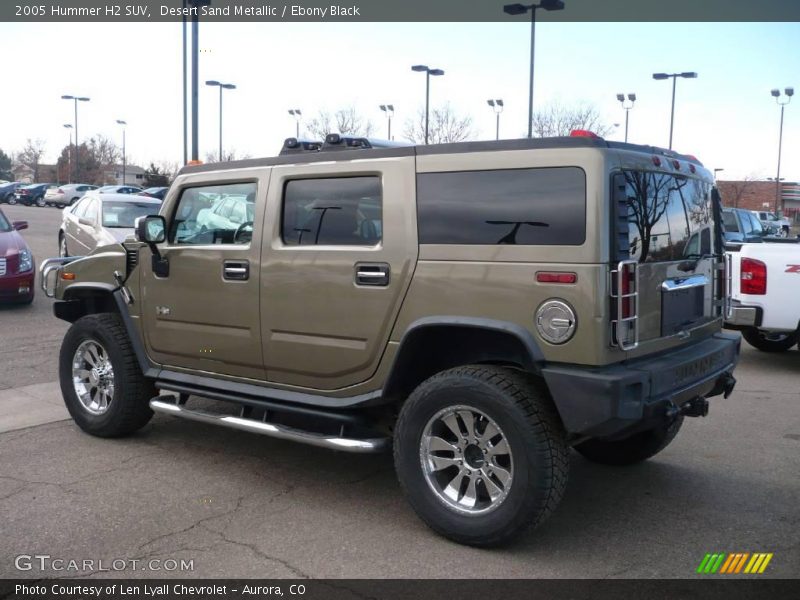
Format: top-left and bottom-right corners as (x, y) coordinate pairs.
(42, 132), (739, 546)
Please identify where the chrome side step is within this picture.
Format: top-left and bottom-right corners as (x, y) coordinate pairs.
(150, 398), (390, 454)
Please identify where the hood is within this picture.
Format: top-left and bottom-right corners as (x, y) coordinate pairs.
(105, 227), (136, 244)
(0, 229), (26, 258)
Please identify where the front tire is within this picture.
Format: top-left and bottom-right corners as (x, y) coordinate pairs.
(741, 328), (798, 352)
(35, 195), (46, 207)
(394, 365), (568, 547)
(59, 313), (155, 437)
(58, 233), (69, 258)
(574, 415), (684, 466)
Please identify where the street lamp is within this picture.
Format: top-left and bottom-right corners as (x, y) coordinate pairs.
(288, 109), (302, 138)
(713, 168), (724, 180)
(61, 95), (90, 182)
(771, 87), (794, 214)
(206, 80), (236, 162)
(615, 93), (636, 143)
(487, 99), (504, 140)
(379, 104), (395, 140)
(63, 124), (73, 184)
(411, 65), (445, 144)
(503, 1), (565, 138)
(116, 120), (127, 184)
(652, 71), (697, 149)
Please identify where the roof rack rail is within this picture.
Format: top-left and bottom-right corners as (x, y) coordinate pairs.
(321, 134), (413, 152)
(280, 138), (323, 156)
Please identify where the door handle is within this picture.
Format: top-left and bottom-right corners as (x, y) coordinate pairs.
(223, 260), (249, 281)
(355, 262), (390, 286)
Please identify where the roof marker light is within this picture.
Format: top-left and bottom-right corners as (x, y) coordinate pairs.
(652, 156), (662, 167)
(672, 159), (681, 169)
(570, 129), (601, 138)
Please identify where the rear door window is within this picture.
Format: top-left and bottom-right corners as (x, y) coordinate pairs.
(623, 171), (711, 262)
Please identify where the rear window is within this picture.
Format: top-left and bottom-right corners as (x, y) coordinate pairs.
(722, 210), (738, 232)
(623, 171), (712, 262)
(102, 201), (159, 228)
(416, 167), (586, 245)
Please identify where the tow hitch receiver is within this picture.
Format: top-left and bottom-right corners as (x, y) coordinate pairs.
(681, 397), (710, 418)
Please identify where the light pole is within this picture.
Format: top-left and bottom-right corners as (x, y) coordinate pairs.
(379, 104), (395, 140)
(63, 124), (73, 184)
(615, 93), (636, 143)
(288, 109), (302, 138)
(652, 72), (697, 149)
(61, 95), (90, 182)
(771, 87), (794, 214)
(713, 168), (724, 181)
(487, 99), (504, 140)
(411, 65), (445, 144)
(503, 1), (565, 138)
(206, 80), (236, 162)
(116, 120), (127, 184)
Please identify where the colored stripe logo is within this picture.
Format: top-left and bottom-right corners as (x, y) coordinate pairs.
(697, 552), (773, 574)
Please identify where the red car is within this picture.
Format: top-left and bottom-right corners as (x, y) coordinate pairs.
(0, 208), (34, 304)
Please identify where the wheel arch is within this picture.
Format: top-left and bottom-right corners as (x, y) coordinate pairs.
(383, 317), (545, 403)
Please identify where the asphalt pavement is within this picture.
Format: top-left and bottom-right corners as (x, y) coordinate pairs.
(0, 204), (798, 579)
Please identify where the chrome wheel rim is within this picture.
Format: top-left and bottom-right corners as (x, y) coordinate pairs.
(420, 405), (514, 515)
(72, 340), (115, 415)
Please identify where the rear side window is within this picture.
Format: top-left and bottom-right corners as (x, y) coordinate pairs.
(416, 167), (586, 245)
(282, 177), (382, 246)
(722, 211), (738, 232)
(623, 171), (712, 262)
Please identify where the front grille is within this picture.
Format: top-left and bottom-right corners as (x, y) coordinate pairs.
(0, 258), (6, 276)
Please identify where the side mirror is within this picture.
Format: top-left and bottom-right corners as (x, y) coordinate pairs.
(135, 215), (166, 243)
(78, 217), (95, 227)
(12, 221), (28, 231)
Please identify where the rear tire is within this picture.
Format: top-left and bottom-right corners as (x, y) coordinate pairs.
(59, 313), (154, 437)
(574, 415), (684, 466)
(741, 328), (798, 353)
(394, 365), (568, 547)
(58, 233), (69, 258)
(35, 195), (45, 207)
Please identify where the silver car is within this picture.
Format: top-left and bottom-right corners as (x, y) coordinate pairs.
(45, 183), (98, 208)
(58, 193), (161, 257)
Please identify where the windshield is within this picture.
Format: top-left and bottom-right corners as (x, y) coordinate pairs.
(0, 211), (11, 232)
(102, 201), (159, 228)
(623, 171), (712, 263)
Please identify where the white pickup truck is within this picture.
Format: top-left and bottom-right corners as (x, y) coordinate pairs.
(725, 241), (800, 351)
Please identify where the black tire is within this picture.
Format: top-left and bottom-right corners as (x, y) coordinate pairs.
(59, 313), (155, 437)
(7, 196), (16, 205)
(574, 415), (684, 466)
(741, 328), (798, 353)
(394, 365), (568, 547)
(35, 195), (45, 207)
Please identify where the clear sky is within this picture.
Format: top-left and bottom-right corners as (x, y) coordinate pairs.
(1, 20), (798, 181)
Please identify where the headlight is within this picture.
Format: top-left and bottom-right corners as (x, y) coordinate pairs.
(18, 249), (33, 273)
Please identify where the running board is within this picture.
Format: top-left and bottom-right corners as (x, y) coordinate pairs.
(150, 398), (390, 454)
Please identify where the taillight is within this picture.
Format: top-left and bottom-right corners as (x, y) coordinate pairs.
(57, 188), (64, 194)
(741, 258), (767, 295)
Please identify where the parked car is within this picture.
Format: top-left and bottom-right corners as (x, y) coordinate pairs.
(13, 183), (55, 207)
(97, 185), (143, 195)
(45, 184), (99, 208)
(0, 182), (25, 204)
(0, 207), (34, 304)
(752, 210), (791, 237)
(196, 193), (255, 234)
(58, 193), (161, 257)
(42, 133), (740, 547)
(138, 187), (169, 200)
(725, 240), (800, 352)
(722, 207), (770, 243)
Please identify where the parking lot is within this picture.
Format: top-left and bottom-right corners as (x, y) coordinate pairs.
(1, 203), (798, 579)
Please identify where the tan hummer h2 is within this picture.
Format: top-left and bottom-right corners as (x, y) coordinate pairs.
(42, 132), (740, 546)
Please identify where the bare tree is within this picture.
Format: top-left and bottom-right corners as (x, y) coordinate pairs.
(531, 102), (613, 138)
(717, 176), (758, 209)
(403, 104), (475, 144)
(306, 106), (374, 139)
(204, 149), (252, 163)
(16, 139), (46, 182)
(87, 135), (121, 168)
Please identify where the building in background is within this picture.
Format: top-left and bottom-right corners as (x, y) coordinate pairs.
(717, 180), (800, 223)
(103, 164), (146, 186)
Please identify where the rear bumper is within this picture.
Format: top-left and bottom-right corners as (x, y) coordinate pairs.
(725, 302), (760, 328)
(542, 332), (740, 438)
